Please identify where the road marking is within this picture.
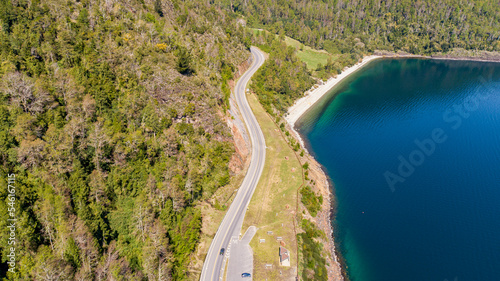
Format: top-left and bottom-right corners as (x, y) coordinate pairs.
(206, 49), (265, 281)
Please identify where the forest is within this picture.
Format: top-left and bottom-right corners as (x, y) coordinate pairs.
(0, 0), (251, 279)
(250, 31), (315, 114)
(224, 0), (500, 55)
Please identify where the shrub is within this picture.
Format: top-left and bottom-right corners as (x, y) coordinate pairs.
(300, 185), (323, 217)
(298, 219), (327, 281)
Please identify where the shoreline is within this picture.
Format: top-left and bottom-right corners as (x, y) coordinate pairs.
(284, 55), (383, 281)
(305, 154), (344, 281)
(284, 52), (500, 281)
(285, 55), (383, 127)
(285, 55), (382, 148)
(374, 49), (500, 63)
(286, 51), (500, 138)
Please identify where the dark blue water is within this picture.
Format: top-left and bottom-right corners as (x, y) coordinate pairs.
(297, 59), (500, 281)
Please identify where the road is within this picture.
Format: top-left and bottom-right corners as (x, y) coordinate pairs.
(200, 47), (266, 281)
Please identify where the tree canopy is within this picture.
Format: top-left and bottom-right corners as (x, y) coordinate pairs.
(0, 0), (251, 280)
(225, 0), (500, 54)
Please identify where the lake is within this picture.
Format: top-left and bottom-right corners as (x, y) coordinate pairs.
(297, 58), (500, 281)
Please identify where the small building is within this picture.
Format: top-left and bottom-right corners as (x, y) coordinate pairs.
(279, 246), (290, 267)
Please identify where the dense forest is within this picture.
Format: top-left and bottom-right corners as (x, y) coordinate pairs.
(250, 31), (315, 114)
(224, 0), (500, 55)
(0, 0), (252, 279)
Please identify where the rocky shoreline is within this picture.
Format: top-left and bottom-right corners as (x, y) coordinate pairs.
(284, 50), (500, 281)
(284, 54), (384, 281)
(374, 48), (500, 63)
(305, 153), (344, 281)
(285, 120), (347, 281)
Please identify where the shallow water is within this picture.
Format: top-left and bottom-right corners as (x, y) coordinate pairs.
(297, 59), (500, 281)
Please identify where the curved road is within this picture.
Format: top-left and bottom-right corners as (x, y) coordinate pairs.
(200, 47), (266, 281)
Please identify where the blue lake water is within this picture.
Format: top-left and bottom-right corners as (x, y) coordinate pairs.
(296, 59), (500, 281)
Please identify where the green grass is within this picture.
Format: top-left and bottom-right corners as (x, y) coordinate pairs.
(249, 27), (264, 36)
(284, 35), (336, 70)
(296, 49), (334, 71)
(241, 93), (303, 280)
(283, 36), (302, 49)
(250, 28), (336, 71)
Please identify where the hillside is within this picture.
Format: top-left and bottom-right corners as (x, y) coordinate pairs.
(230, 0), (500, 55)
(0, 0), (252, 280)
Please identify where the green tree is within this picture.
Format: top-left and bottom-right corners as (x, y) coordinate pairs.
(154, 0), (163, 17)
(176, 47), (193, 75)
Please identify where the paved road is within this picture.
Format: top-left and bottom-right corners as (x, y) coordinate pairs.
(200, 47), (266, 281)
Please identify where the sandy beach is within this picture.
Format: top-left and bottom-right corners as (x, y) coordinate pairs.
(285, 55), (382, 129)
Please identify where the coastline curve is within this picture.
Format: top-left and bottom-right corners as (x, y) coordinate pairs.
(285, 55), (382, 148)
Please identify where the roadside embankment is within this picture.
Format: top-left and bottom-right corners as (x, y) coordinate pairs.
(190, 54), (254, 279)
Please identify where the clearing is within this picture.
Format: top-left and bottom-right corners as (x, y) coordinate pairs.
(241, 93), (304, 280)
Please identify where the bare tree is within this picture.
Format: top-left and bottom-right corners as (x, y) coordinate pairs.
(64, 117), (86, 148)
(89, 120), (109, 171)
(89, 170), (107, 204)
(71, 216), (99, 280)
(82, 94), (96, 120)
(33, 248), (73, 281)
(2, 72), (35, 112)
(17, 139), (45, 168)
(95, 241), (139, 281)
(2, 72), (51, 114)
(142, 219), (172, 281)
